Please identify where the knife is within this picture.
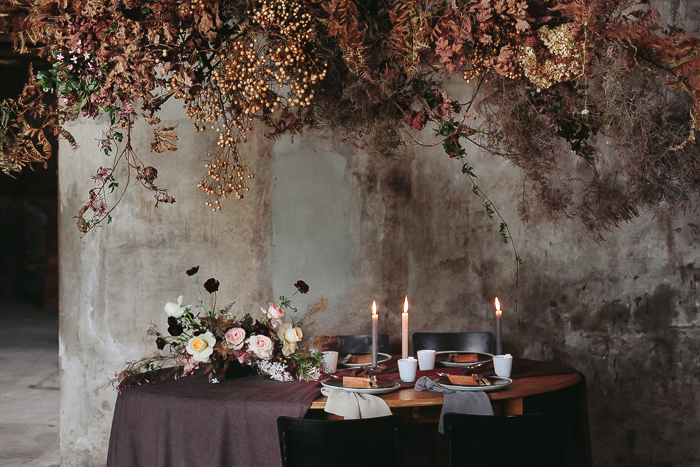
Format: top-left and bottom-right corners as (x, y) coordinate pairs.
(341, 354), (353, 364)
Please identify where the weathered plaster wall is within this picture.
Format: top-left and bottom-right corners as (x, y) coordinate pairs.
(59, 2), (700, 465)
(58, 100), (274, 465)
(268, 131), (700, 467)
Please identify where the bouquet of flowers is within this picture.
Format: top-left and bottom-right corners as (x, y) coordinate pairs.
(112, 266), (325, 391)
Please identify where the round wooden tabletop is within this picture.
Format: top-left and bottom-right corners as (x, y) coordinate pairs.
(309, 372), (581, 410)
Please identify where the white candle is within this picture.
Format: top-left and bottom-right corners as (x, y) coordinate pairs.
(495, 297), (503, 355)
(402, 296), (409, 360)
(371, 300), (378, 368)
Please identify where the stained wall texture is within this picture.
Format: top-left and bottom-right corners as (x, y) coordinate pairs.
(58, 100), (275, 465)
(59, 3), (700, 466)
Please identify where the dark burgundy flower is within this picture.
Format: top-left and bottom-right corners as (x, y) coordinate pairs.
(156, 337), (166, 350)
(167, 317), (183, 336)
(254, 322), (271, 336)
(294, 280), (309, 294)
(203, 278), (220, 293)
(240, 314), (255, 333)
(286, 359), (299, 376)
(186, 266), (200, 276)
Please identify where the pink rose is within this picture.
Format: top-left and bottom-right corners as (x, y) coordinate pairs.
(266, 303), (285, 321)
(247, 334), (273, 360)
(225, 327), (246, 350)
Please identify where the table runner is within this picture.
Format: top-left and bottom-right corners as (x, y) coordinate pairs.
(106, 373), (321, 467)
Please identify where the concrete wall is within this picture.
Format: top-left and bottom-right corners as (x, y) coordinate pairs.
(59, 2), (700, 465)
(58, 100), (274, 465)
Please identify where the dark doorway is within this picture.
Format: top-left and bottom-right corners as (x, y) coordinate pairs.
(0, 37), (58, 310)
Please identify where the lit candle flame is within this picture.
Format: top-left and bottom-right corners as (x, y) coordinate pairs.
(494, 297), (500, 311)
(372, 300), (377, 315)
(404, 295), (408, 313)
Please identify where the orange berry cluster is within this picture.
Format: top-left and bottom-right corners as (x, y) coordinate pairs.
(186, 0), (327, 209)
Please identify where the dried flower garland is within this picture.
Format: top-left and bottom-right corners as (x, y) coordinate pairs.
(1, 0), (699, 240)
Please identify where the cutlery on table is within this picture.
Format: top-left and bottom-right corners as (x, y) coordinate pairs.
(341, 354), (353, 364)
(475, 374), (490, 386)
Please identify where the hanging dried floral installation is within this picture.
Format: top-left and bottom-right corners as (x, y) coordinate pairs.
(0, 0), (699, 239)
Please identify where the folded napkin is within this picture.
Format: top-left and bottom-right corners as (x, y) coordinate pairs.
(414, 376), (493, 433)
(321, 388), (393, 419)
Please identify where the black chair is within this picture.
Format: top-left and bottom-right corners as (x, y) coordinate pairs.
(413, 331), (493, 353)
(328, 334), (390, 354)
(443, 412), (567, 467)
(277, 415), (404, 467)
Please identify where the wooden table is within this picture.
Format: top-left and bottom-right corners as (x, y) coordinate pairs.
(308, 373), (582, 422)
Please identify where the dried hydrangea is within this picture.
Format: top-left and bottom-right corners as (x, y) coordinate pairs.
(520, 24), (584, 90)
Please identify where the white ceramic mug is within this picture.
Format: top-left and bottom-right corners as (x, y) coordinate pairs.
(322, 351), (339, 373)
(397, 357), (418, 382)
(417, 349), (436, 371)
(493, 354), (513, 377)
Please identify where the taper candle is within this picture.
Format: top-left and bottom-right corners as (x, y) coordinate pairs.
(402, 296), (409, 360)
(371, 300), (378, 368)
(495, 297), (503, 355)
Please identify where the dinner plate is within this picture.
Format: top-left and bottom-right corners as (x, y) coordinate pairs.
(320, 378), (401, 394)
(434, 351), (493, 368)
(434, 375), (512, 392)
(339, 352), (392, 368)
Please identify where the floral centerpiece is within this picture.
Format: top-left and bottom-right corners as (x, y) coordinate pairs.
(112, 266), (325, 392)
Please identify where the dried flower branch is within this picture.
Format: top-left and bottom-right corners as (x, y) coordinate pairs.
(1, 0), (699, 242)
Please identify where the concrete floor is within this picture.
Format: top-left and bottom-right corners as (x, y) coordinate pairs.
(0, 298), (60, 466)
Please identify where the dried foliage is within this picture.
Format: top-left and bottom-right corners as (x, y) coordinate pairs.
(1, 0), (700, 238)
(0, 71), (56, 175)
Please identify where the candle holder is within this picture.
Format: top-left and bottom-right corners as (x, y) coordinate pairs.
(364, 364), (386, 374)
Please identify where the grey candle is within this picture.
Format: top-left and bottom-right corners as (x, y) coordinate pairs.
(371, 300), (378, 367)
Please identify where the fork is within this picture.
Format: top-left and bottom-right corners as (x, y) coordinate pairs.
(475, 374), (491, 386)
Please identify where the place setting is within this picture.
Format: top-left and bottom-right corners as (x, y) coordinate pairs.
(433, 351), (493, 368)
(337, 352), (392, 369)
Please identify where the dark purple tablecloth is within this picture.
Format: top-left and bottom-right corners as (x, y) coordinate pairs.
(107, 357), (590, 467)
(106, 373), (321, 467)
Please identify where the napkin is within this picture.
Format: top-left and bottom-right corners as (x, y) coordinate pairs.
(414, 376), (493, 433)
(320, 388), (393, 420)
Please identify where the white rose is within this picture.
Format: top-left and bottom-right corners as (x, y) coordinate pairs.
(278, 323), (303, 356)
(186, 331), (216, 362)
(277, 322), (292, 342)
(164, 295), (191, 318)
(285, 326), (303, 344)
(282, 340), (296, 357)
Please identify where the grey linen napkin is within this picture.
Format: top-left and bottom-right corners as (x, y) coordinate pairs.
(320, 388), (393, 419)
(414, 376), (494, 433)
